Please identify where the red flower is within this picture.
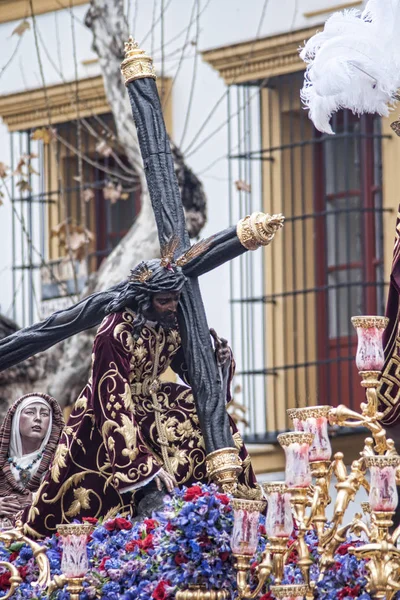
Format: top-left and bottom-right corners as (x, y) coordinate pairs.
(183, 485), (204, 502)
(152, 580), (170, 600)
(18, 565), (28, 579)
(0, 572), (11, 590)
(9, 551), (18, 562)
(126, 540), (137, 553)
(104, 517), (132, 531)
(144, 518), (159, 533)
(215, 493), (230, 505)
(126, 534), (154, 553)
(198, 533), (211, 548)
(286, 546), (299, 564)
(142, 534), (154, 551)
(338, 585), (361, 599)
(99, 556), (111, 571)
(165, 522), (175, 532)
(337, 543), (353, 556)
(259, 525), (266, 535)
(174, 552), (188, 565)
(219, 552), (229, 562)
(259, 593), (274, 600)
(83, 517), (98, 525)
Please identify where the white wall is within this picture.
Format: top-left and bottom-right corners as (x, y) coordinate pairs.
(0, 0), (355, 336)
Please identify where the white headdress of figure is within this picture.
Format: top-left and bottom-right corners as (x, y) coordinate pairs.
(9, 396), (52, 483)
(300, 0), (400, 134)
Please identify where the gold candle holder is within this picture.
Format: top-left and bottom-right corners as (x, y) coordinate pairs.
(57, 523), (94, 599)
(65, 577), (85, 600)
(175, 585), (229, 599)
(205, 447), (242, 493)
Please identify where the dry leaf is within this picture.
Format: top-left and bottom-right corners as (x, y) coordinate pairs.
(16, 179), (31, 193)
(0, 190), (4, 206)
(235, 179), (251, 193)
(13, 158), (25, 176)
(0, 163), (9, 178)
(82, 189), (94, 203)
(12, 20), (30, 37)
(31, 127), (56, 144)
(96, 139), (113, 157)
(51, 220), (94, 262)
(103, 182), (122, 204)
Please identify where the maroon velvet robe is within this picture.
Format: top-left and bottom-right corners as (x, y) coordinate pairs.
(23, 308), (256, 537)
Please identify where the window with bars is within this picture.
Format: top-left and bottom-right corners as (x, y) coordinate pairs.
(315, 111), (384, 413)
(228, 71), (387, 443)
(10, 113), (140, 326)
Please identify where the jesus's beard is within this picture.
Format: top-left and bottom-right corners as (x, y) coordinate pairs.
(157, 313), (178, 331)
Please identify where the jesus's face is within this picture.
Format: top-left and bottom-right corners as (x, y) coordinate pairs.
(150, 291), (181, 328)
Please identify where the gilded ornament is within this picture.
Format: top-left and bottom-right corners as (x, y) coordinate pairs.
(64, 576), (85, 600)
(235, 482), (263, 500)
(287, 405), (331, 421)
(236, 212), (285, 251)
(176, 585), (229, 600)
(270, 584), (311, 599)
(364, 455), (400, 468)
(230, 498), (266, 512)
(129, 262), (154, 283)
(361, 501), (371, 514)
(120, 37), (156, 84)
(206, 447), (242, 492)
(57, 523), (94, 537)
(277, 432), (313, 447)
(0, 526), (58, 595)
(351, 316), (389, 329)
(359, 371), (381, 388)
(262, 481), (288, 495)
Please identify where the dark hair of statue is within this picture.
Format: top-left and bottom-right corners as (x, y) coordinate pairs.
(105, 258), (187, 337)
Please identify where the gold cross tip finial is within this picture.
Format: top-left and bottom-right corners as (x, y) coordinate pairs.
(121, 35), (157, 84)
(124, 36), (139, 58)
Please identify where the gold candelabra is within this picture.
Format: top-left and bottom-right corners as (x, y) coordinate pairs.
(2, 317), (400, 600)
(229, 315), (400, 600)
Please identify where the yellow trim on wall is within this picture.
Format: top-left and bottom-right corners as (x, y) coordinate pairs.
(0, 76), (108, 131)
(0, 0), (88, 23)
(0, 75), (173, 134)
(202, 26), (322, 85)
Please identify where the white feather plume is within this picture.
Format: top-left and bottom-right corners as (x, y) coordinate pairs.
(300, 0), (400, 134)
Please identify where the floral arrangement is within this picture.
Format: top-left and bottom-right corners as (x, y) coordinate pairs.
(0, 483), (390, 600)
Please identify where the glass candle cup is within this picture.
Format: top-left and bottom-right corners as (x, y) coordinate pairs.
(57, 523), (94, 578)
(230, 498), (266, 556)
(365, 455), (400, 512)
(263, 482), (293, 538)
(287, 406), (332, 462)
(278, 432), (314, 489)
(351, 316), (389, 372)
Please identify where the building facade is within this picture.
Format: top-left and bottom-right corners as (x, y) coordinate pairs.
(0, 0), (393, 476)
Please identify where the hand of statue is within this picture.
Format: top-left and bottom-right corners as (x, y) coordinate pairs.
(155, 468), (176, 493)
(0, 496), (21, 518)
(210, 328), (231, 366)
